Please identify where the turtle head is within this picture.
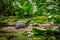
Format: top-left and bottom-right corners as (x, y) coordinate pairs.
(25, 20), (31, 26)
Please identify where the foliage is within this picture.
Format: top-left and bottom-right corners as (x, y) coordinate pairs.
(32, 27), (47, 36)
(32, 27), (57, 40)
(30, 16), (48, 24)
(0, 0), (60, 40)
(32, 27), (56, 35)
(54, 15), (60, 24)
(0, 0), (60, 24)
(0, 0), (60, 16)
(0, 32), (33, 40)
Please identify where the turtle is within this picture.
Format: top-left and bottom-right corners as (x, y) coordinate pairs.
(13, 20), (31, 29)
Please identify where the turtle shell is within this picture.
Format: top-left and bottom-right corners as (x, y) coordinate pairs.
(15, 20), (27, 29)
(15, 22), (26, 29)
(17, 20), (26, 23)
